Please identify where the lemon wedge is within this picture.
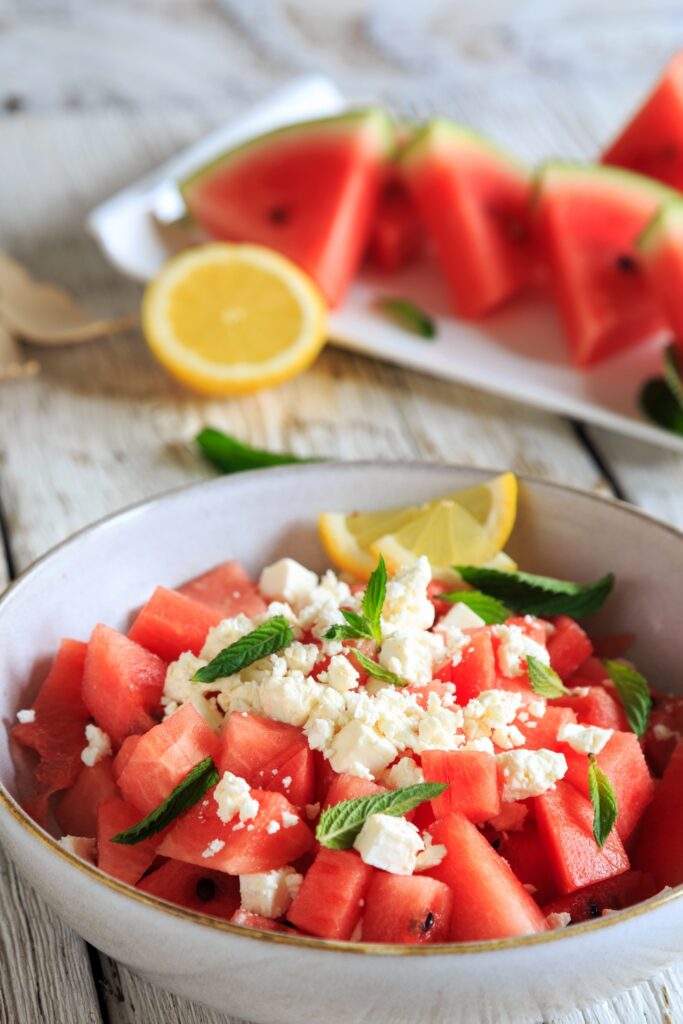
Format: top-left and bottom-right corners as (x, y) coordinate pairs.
(319, 473), (518, 580)
(142, 243), (327, 395)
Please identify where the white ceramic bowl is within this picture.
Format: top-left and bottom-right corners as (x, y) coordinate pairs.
(0, 462), (682, 1024)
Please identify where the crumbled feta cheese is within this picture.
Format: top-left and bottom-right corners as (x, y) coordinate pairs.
(546, 911), (571, 929)
(463, 690), (523, 746)
(463, 737), (496, 755)
(321, 654), (359, 693)
(285, 871), (304, 901)
(329, 720), (398, 779)
(381, 557), (434, 636)
(305, 802), (320, 820)
(163, 650), (213, 713)
(259, 659), (323, 726)
(281, 775), (292, 790)
(438, 601), (486, 630)
(382, 756), (424, 790)
(201, 839), (226, 859)
(16, 708), (35, 724)
(239, 867), (301, 919)
(185, 692), (223, 731)
(266, 820), (281, 834)
(214, 771), (259, 824)
(496, 748), (567, 802)
(81, 724), (112, 767)
(57, 835), (96, 863)
(259, 558), (318, 607)
(320, 637), (344, 658)
(557, 722), (613, 755)
(282, 641), (319, 676)
(379, 630), (444, 685)
(414, 833), (447, 872)
(653, 723), (680, 742)
(415, 692), (463, 753)
(493, 624), (550, 677)
(353, 813), (424, 875)
(528, 699), (546, 719)
(281, 810), (299, 829)
(201, 615), (254, 660)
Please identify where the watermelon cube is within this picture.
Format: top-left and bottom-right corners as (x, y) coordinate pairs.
(542, 870), (655, 924)
(517, 706), (577, 751)
(252, 742), (315, 809)
(553, 686), (628, 732)
(634, 739), (683, 888)
(230, 908), (301, 934)
(436, 630), (496, 706)
(137, 858), (240, 920)
(128, 586), (223, 662)
(421, 749), (501, 822)
(499, 823), (558, 905)
(178, 559), (266, 618)
(534, 781), (629, 895)
(55, 757), (119, 838)
(547, 616), (593, 681)
(361, 874), (453, 944)
(83, 625), (166, 747)
(323, 772), (386, 809)
(288, 848), (373, 940)
(217, 712), (305, 782)
(117, 703), (220, 814)
(97, 797), (162, 885)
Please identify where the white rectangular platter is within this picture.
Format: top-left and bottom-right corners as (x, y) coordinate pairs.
(88, 74), (683, 454)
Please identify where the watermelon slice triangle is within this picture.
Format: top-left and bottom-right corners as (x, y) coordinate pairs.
(536, 163), (676, 366)
(180, 110), (393, 306)
(602, 53), (683, 189)
(399, 118), (536, 317)
(639, 199), (683, 352)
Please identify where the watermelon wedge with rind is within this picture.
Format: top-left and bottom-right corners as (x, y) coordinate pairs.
(399, 118), (536, 317)
(602, 54), (683, 190)
(180, 109), (393, 307)
(638, 200), (683, 355)
(535, 162), (677, 366)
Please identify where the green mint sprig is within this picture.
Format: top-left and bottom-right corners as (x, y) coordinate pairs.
(352, 649), (408, 688)
(196, 427), (322, 475)
(193, 616), (294, 683)
(527, 655), (569, 698)
(325, 556), (387, 645)
(377, 297), (436, 339)
(588, 755), (618, 849)
(316, 782), (446, 850)
(454, 565), (614, 618)
(603, 660), (652, 738)
(111, 757), (219, 845)
(439, 588), (511, 625)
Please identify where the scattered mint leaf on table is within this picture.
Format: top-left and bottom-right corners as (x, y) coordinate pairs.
(193, 616), (294, 683)
(316, 782), (446, 850)
(603, 659), (652, 738)
(588, 755), (618, 849)
(439, 588), (511, 624)
(454, 566), (615, 618)
(527, 655), (569, 698)
(111, 757), (218, 845)
(196, 427), (321, 474)
(377, 297), (436, 339)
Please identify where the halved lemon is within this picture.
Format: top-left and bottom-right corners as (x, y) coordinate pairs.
(142, 243), (327, 395)
(319, 473), (518, 580)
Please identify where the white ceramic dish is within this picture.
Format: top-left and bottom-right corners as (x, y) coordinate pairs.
(0, 462), (682, 1023)
(87, 74), (681, 454)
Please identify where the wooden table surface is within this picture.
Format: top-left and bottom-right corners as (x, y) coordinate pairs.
(1, 2), (683, 1021)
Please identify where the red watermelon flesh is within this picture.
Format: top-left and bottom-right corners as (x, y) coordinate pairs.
(633, 738), (683, 887)
(498, 823), (558, 905)
(602, 54), (683, 189)
(178, 560), (266, 617)
(361, 874), (453, 944)
(552, 685), (628, 733)
(112, 734), (142, 780)
(323, 772), (385, 809)
(55, 757), (119, 838)
(639, 200), (683, 354)
(158, 787), (313, 874)
(217, 712), (305, 782)
(421, 749), (501, 822)
(542, 869), (655, 924)
(644, 692), (683, 777)
(83, 625), (166, 747)
(365, 175), (423, 273)
(435, 629), (497, 705)
(128, 586), (223, 663)
(428, 813), (548, 940)
(117, 703), (220, 814)
(536, 163), (675, 366)
(547, 616), (593, 681)
(534, 780), (629, 894)
(13, 639), (89, 817)
(180, 110), (392, 307)
(137, 858), (240, 919)
(253, 742), (315, 809)
(516, 706), (577, 752)
(97, 797), (163, 885)
(401, 119), (536, 317)
(288, 847), (373, 940)
(231, 908), (302, 934)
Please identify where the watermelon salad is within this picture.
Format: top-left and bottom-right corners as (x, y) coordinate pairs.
(176, 53), (683, 392)
(12, 548), (683, 945)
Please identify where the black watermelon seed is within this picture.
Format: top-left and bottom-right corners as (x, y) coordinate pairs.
(587, 900), (601, 918)
(422, 912), (435, 933)
(616, 253), (637, 273)
(195, 877), (216, 902)
(268, 206), (290, 224)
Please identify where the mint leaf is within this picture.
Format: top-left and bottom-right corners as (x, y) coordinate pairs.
(111, 757), (218, 845)
(324, 615), (373, 643)
(440, 588), (511, 625)
(196, 427), (321, 474)
(316, 782), (446, 850)
(352, 649), (408, 687)
(603, 660), (652, 738)
(663, 343), (683, 410)
(377, 297), (436, 339)
(193, 616), (294, 683)
(640, 378), (683, 436)
(588, 755), (618, 849)
(527, 655), (568, 698)
(361, 555), (387, 644)
(455, 566), (615, 618)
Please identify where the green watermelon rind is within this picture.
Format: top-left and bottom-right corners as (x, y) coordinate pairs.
(398, 117), (529, 181)
(180, 108), (394, 201)
(534, 160), (679, 209)
(638, 198), (683, 255)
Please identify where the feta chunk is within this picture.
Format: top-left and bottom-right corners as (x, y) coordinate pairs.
(16, 708), (35, 724)
(329, 720), (397, 779)
(463, 690), (523, 745)
(381, 557), (435, 635)
(259, 558), (318, 607)
(214, 771), (259, 824)
(382, 756), (424, 790)
(546, 911), (571, 930)
(557, 722), (613, 755)
(322, 654), (359, 693)
(353, 813), (424, 875)
(493, 624), (550, 678)
(239, 867), (302, 919)
(379, 630), (444, 685)
(496, 748), (567, 802)
(414, 833), (447, 872)
(163, 651), (211, 711)
(80, 724), (112, 767)
(438, 602), (486, 630)
(415, 692), (463, 753)
(57, 835), (96, 863)
(201, 615), (254, 660)
(259, 659), (323, 726)
(282, 641), (319, 676)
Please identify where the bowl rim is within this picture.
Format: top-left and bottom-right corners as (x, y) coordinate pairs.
(1, 459), (681, 957)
